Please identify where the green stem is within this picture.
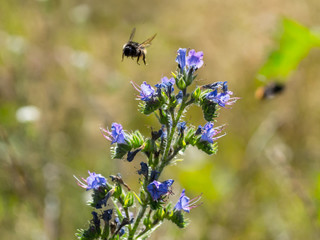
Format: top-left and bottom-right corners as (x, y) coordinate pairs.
(136, 221), (163, 239)
(124, 207), (132, 231)
(128, 205), (147, 240)
(112, 199), (123, 220)
(157, 100), (188, 176)
(128, 88), (191, 238)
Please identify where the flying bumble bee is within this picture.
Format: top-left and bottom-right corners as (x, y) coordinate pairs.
(255, 82), (285, 100)
(122, 28), (157, 65)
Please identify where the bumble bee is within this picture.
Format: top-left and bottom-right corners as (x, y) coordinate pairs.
(122, 28), (157, 65)
(255, 82), (285, 100)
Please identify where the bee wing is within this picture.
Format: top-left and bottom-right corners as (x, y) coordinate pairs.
(128, 28), (136, 42)
(140, 33), (157, 47)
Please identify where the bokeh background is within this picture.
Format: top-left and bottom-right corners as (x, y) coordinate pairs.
(1, 0), (320, 239)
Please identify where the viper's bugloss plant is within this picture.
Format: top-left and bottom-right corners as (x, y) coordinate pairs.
(75, 48), (238, 240)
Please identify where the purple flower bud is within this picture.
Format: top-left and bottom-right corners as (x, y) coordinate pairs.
(147, 179), (174, 201)
(177, 121), (186, 135)
(202, 81), (223, 91)
(186, 49), (204, 69)
(156, 76), (175, 93)
(176, 91), (183, 104)
(119, 228), (125, 236)
(152, 128), (163, 140)
(222, 81), (229, 93)
(74, 171), (107, 191)
(176, 48), (187, 70)
(127, 149), (141, 162)
(102, 209), (113, 222)
(100, 123), (127, 144)
(150, 170), (160, 182)
(95, 189), (114, 209)
(91, 211), (100, 228)
(137, 162), (148, 177)
(195, 125), (202, 135)
(174, 189), (202, 213)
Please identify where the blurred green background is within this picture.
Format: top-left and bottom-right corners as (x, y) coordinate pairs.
(1, 0), (320, 239)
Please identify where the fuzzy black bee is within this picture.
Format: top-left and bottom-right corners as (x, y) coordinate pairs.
(122, 28), (156, 65)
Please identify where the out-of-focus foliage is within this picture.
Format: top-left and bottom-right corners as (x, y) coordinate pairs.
(257, 18), (320, 83)
(1, 0), (320, 240)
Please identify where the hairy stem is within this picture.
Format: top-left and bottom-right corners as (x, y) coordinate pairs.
(136, 220), (163, 239)
(157, 99), (188, 176)
(128, 205), (147, 240)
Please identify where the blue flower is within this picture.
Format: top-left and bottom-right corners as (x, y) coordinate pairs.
(110, 123), (126, 144)
(186, 49), (204, 69)
(199, 122), (225, 144)
(147, 179), (174, 201)
(100, 123), (127, 144)
(74, 171), (107, 191)
(206, 81), (238, 108)
(176, 48), (204, 72)
(156, 76), (175, 93)
(174, 189), (202, 213)
(176, 48), (187, 70)
(206, 91), (229, 108)
(131, 81), (156, 102)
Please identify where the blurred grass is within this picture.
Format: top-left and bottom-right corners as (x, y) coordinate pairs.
(1, 0), (320, 239)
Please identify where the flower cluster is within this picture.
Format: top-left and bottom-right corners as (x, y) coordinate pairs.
(176, 48), (204, 71)
(205, 81), (239, 108)
(75, 48), (238, 240)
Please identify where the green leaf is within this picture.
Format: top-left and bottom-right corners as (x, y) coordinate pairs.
(195, 141), (218, 155)
(130, 130), (145, 148)
(167, 210), (189, 228)
(132, 191), (142, 205)
(110, 143), (131, 159)
(257, 18), (320, 82)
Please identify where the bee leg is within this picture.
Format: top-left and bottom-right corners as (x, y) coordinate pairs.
(122, 53), (124, 62)
(142, 53), (146, 65)
(136, 55), (141, 65)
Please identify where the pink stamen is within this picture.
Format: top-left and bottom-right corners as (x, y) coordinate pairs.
(188, 193), (203, 209)
(130, 81), (144, 100)
(130, 81), (141, 92)
(99, 127), (112, 141)
(213, 132), (227, 141)
(73, 175), (88, 189)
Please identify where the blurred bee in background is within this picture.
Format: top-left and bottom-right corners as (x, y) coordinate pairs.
(122, 28), (157, 65)
(255, 81), (285, 100)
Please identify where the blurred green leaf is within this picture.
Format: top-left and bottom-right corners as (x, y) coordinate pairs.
(178, 163), (218, 201)
(257, 18), (320, 82)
